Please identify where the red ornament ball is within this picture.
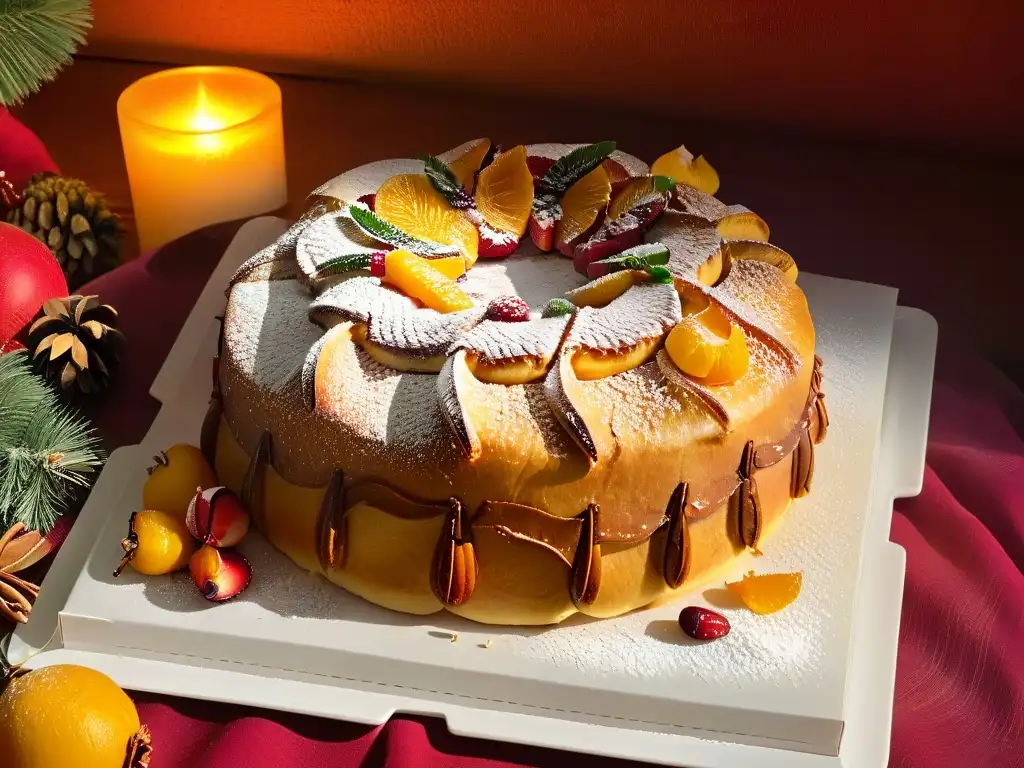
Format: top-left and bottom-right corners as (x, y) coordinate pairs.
(0, 221), (68, 347)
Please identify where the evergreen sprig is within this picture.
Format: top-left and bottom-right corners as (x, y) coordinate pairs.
(0, 0), (93, 106)
(348, 204), (459, 257)
(0, 350), (103, 533)
(540, 141), (617, 196)
(419, 154), (474, 209)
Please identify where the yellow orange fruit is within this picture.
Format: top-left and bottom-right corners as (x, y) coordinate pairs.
(651, 145), (720, 196)
(142, 443), (217, 520)
(474, 145), (534, 238)
(383, 249), (475, 313)
(0, 664), (148, 768)
(725, 240), (798, 283)
(426, 255), (468, 280)
(717, 207), (770, 241)
(665, 303), (749, 384)
(120, 509), (195, 576)
(554, 165), (611, 251)
(375, 174), (479, 263)
(607, 176), (665, 221)
(445, 138), (491, 191)
(726, 571), (803, 615)
(564, 270), (640, 308)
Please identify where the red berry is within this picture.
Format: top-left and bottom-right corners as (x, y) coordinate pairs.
(678, 606), (731, 641)
(357, 193), (376, 211)
(526, 155), (556, 183)
(477, 226), (520, 259)
(528, 213), (555, 252)
(370, 252), (387, 277)
(485, 295), (530, 323)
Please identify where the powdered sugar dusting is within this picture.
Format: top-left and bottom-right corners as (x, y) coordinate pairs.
(525, 143), (649, 178)
(460, 251), (585, 313)
(295, 212), (385, 286)
(670, 183), (729, 222)
(565, 282), (682, 351)
(310, 276), (484, 356)
(452, 315), (570, 362)
(225, 279), (324, 392)
(647, 211), (723, 275)
(706, 260), (801, 358)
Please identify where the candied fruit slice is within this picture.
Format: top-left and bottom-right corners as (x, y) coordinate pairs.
(651, 145), (720, 196)
(475, 145), (534, 238)
(445, 138), (491, 190)
(376, 173), (480, 263)
(554, 165), (611, 254)
(665, 303), (749, 384)
(607, 175), (673, 223)
(428, 255), (468, 280)
(564, 270), (640, 308)
(383, 249), (475, 313)
(717, 206), (770, 241)
(726, 240), (798, 282)
(726, 571), (803, 615)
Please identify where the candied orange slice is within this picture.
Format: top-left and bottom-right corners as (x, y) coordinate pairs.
(376, 173), (479, 263)
(444, 138), (491, 191)
(564, 270), (639, 308)
(665, 302), (749, 384)
(607, 175), (671, 221)
(554, 165), (611, 251)
(474, 145), (533, 238)
(427, 255), (467, 280)
(651, 145), (720, 196)
(726, 571), (803, 615)
(383, 249), (474, 313)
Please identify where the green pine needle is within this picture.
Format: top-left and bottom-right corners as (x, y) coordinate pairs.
(540, 141), (617, 196)
(0, 0), (93, 106)
(0, 350), (103, 533)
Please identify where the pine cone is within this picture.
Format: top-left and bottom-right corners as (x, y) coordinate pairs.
(25, 295), (125, 395)
(6, 174), (122, 290)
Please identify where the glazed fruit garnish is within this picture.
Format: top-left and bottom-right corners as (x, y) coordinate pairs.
(186, 486), (251, 548)
(726, 570), (803, 615)
(484, 295), (531, 323)
(716, 207), (770, 242)
(588, 242), (672, 282)
(530, 142), (616, 252)
(372, 176), (480, 263)
(474, 145), (534, 240)
(348, 204), (461, 258)
(665, 302), (750, 385)
(564, 270), (640, 308)
(356, 193), (377, 211)
(426, 255), (468, 280)
(678, 606), (731, 640)
(651, 144), (720, 196)
(420, 154), (476, 209)
(190, 544), (252, 602)
(381, 249), (475, 313)
(114, 509), (194, 577)
(445, 138), (491, 190)
(606, 175), (675, 223)
(541, 297), (576, 318)
(554, 164), (612, 255)
(142, 444), (217, 519)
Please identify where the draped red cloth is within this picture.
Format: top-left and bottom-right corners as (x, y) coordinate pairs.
(4, 111), (1023, 768)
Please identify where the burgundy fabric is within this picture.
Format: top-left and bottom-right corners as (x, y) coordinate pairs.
(0, 108), (59, 188)
(4, 112), (1023, 767)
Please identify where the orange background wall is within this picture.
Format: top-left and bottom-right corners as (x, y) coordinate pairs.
(83, 0), (1022, 152)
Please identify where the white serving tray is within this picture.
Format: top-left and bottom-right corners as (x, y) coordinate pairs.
(5, 218), (937, 768)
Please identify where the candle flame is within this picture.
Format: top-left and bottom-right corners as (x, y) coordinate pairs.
(190, 83), (225, 132)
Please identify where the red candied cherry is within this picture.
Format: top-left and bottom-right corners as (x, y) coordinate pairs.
(484, 295), (530, 323)
(678, 606), (731, 641)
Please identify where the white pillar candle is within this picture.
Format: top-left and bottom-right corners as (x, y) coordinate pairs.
(118, 66), (287, 252)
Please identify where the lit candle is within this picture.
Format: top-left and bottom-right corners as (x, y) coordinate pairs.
(117, 66), (287, 252)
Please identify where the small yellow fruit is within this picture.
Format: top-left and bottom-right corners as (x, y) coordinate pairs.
(115, 509), (194, 577)
(665, 303), (749, 385)
(142, 444), (217, 519)
(0, 664), (151, 768)
(726, 571), (803, 615)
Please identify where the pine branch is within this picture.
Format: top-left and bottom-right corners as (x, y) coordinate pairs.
(0, 350), (103, 533)
(0, 0), (93, 106)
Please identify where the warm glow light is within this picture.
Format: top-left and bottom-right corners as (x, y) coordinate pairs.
(117, 66), (287, 252)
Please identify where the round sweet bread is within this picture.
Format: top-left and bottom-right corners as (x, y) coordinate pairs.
(206, 141), (828, 625)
